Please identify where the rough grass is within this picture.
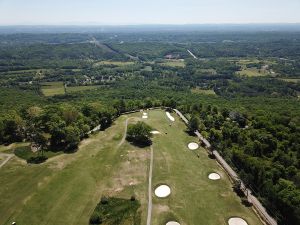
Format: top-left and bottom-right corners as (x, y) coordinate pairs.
(41, 82), (65, 96)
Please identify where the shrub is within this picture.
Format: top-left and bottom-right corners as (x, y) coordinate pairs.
(100, 196), (109, 205)
(27, 155), (48, 164)
(89, 212), (102, 224)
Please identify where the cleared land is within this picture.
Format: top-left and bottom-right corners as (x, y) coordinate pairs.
(158, 60), (185, 68)
(41, 82), (65, 96)
(93, 61), (135, 67)
(0, 110), (263, 225)
(236, 68), (271, 77)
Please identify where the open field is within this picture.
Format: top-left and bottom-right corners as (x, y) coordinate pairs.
(158, 60), (185, 68)
(93, 61), (135, 67)
(191, 88), (216, 95)
(0, 110), (262, 225)
(236, 68), (271, 77)
(41, 82), (65, 96)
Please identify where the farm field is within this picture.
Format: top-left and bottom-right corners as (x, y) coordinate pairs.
(0, 110), (264, 225)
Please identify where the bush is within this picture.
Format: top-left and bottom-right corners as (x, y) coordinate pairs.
(89, 213), (102, 224)
(27, 155), (48, 164)
(100, 196), (109, 205)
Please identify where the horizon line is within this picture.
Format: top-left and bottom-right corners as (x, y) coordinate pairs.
(1, 23), (300, 27)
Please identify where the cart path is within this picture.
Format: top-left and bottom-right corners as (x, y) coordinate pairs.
(146, 146), (154, 225)
(0, 153), (14, 169)
(117, 117), (131, 148)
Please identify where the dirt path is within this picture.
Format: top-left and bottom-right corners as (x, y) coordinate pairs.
(146, 146), (154, 225)
(0, 153), (14, 169)
(117, 117), (131, 148)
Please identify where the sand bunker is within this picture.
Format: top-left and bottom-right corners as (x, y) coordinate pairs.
(208, 173), (221, 180)
(166, 112), (175, 122)
(228, 217), (248, 225)
(151, 131), (160, 134)
(166, 222), (180, 225)
(155, 185), (171, 198)
(188, 142), (199, 150)
(142, 112), (148, 119)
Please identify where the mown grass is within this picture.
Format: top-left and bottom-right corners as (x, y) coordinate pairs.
(144, 110), (263, 225)
(0, 115), (148, 225)
(41, 82), (65, 96)
(0, 110), (263, 225)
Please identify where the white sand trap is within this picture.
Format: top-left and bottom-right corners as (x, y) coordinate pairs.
(151, 131), (160, 134)
(166, 112), (175, 122)
(143, 112), (148, 116)
(188, 142), (199, 150)
(142, 115), (148, 119)
(228, 217), (248, 225)
(155, 185), (171, 198)
(166, 222), (180, 225)
(208, 173), (221, 180)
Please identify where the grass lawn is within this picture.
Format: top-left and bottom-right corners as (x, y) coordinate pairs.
(0, 110), (263, 225)
(191, 88), (216, 95)
(66, 85), (101, 93)
(158, 60), (185, 68)
(41, 82), (65, 96)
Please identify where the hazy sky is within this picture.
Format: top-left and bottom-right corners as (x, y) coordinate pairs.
(0, 0), (300, 25)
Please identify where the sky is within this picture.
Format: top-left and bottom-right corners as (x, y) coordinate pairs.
(0, 0), (300, 25)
